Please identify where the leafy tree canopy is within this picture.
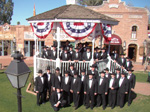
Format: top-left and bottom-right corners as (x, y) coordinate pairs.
(0, 0), (14, 25)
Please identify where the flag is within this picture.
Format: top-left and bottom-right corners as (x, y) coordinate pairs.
(148, 32), (150, 38)
(60, 22), (97, 40)
(100, 23), (112, 41)
(30, 22), (53, 39)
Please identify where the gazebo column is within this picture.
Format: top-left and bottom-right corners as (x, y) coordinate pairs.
(56, 25), (61, 68)
(90, 29), (96, 66)
(34, 35), (37, 80)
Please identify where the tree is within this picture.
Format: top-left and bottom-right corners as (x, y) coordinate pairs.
(78, 0), (103, 6)
(0, 0), (14, 25)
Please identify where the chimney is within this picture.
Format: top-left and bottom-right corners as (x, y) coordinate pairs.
(66, 0), (78, 5)
(33, 4), (36, 16)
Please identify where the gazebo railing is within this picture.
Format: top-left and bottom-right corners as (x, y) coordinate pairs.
(35, 56), (128, 78)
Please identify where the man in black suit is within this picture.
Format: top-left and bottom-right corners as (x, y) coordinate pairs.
(115, 68), (121, 80)
(127, 69), (136, 106)
(82, 47), (92, 61)
(42, 46), (49, 59)
(94, 47), (101, 61)
(59, 45), (64, 59)
(68, 64), (76, 77)
(53, 67), (62, 91)
(49, 45), (57, 60)
(35, 70), (46, 106)
(64, 40), (70, 51)
(69, 45), (75, 61)
(108, 72), (118, 109)
(72, 47), (82, 62)
(60, 48), (71, 61)
(43, 66), (54, 101)
(80, 69), (88, 106)
(61, 71), (72, 105)
(97, 71), (109, 110)
(84, 71), (97, 110)
(78, 43), (84, 54)
(50, 88), (67, 111)
(70, 71), (81, 110)
(100, 47), (107, 60)
(111, 50), (119, 61)
(104, 68), (111, 80)
(90, 64), (98, 79)
(125, 57), (133, 70)
(117, 53), (126, 68)
(117, 72), (128, 108)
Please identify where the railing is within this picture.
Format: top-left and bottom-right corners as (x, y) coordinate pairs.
(106, 56), (128, 74)
(35, 56), (128, 78)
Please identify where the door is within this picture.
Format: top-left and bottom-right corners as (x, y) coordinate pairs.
(128, 44), (137, 61)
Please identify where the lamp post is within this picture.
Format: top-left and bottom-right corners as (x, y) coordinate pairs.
(123, 41), (126, 51)
(143, 40), (147, 54)
(13, 37), (16, 52)
(5, 51), (31, 112)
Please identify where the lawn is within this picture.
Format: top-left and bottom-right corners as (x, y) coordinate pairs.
(0, 68), (150, 112)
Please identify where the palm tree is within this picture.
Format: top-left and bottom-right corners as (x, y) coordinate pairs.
(78, 0), (103, 6)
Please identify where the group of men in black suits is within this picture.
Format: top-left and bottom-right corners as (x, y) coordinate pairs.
(35, 63), (136, 111)
(41, 41), (108, 62)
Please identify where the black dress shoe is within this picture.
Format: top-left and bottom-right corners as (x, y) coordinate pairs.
(128, 103), (131, 106)
(86, 106), (89, 109)
(103, 106), (106, 110)
(75, 107), (78, 110)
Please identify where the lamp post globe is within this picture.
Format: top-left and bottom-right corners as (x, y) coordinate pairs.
(5, 51), (31, 112)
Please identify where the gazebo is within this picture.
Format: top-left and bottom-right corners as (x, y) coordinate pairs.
(27, 4), (120, 78)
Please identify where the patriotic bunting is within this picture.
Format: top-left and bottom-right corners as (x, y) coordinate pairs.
(148, 32), (150, 38)
(60, 22), (97, 40)
(100, 23), (112, 41)
(30, 22), (53, 39)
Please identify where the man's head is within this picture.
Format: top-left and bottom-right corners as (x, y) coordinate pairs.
(46, 66), (51, 73)
(111, 72), (116, 78)
(81, 69), (85, 76)
(100, 71), (105, 78)
(65, 71), (69, 77)
(38, 69), (43, 76)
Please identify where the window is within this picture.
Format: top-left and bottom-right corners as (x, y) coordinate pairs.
(148, 25), (150, 30)
(131, 26), (137, 39)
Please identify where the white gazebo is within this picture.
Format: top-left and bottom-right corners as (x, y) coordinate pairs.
(27, 4), (121, 79)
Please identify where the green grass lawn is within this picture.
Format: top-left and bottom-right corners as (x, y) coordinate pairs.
(0, 68), (150, 112)
(134, 71), (149, 82)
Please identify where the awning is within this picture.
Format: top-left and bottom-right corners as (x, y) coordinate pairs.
(104, 34), (122, 45)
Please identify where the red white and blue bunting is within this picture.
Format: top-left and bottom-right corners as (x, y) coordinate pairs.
(148, 32), (150, 38)
(100, 23), (112, 41)
(30, 22), (53, 39)
(60, 22), (97, 40)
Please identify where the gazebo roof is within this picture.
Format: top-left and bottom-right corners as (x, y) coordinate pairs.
(27, 5), (119, 24)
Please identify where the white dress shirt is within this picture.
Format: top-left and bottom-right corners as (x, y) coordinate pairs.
(119, 77), (124, 87)
(116, 74), (120, 79)
(87, 52), (90, 59)
(89, 79), (93, 88)
(99, 78), (103, 85)
(81, 75), (85, 82)
(76, 52), (78, 58)
(40, 76), (44, 84)
(127, 74), (132, 79)
(105, 74), (109, 78)
(47, 73), (51, 81)
(58, 76), (61, 82)
(53, 50), (56, 56)
(109, 78), (114, 88)
(127, 61), (129, 67)
(65, 76), (69, 84)
(73, 78), (76, 84)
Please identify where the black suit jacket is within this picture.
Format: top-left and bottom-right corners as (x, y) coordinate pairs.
(111, 53), (119, 61)
(94, 52), (101, 60)
(50, 91), (64, 105)
(109, 78), (118, 93)
(69, 50), (75, 61)
(100, 52), (107, 60)
(118, 78), (129, 93)
(71, 77), (81, 93)
(97, 77), (109, 94)
(117, 57), (126, 67)
(69, 68), (76, 77)
(84, 78), (97, 94)
(125, 61), (133, 70)
(35, 76), (45, 92)
(43, 73), (54, 90)
(72, 52), (82, 61)
(127, 73), (136, 89)
(42, 49), (49, 59)
(49, 50), (57, 60)
(61, 52), (71, 61)
(90, 70), (99, 79)
(53, 74), (62, 89)
(82, 52), (92, 61)
(61, 76), (72, 92)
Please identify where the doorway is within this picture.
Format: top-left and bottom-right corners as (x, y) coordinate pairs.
(128, 44), (137, 61)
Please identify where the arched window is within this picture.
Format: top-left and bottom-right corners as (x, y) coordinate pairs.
(131, 26), (137, 39)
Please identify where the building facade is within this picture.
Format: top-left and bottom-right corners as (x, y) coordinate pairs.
(88, 0), (149, 62)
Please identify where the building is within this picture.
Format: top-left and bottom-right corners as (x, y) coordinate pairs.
(88, 0), (149, 62)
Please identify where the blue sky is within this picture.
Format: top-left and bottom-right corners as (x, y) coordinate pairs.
(11, 0), (150, 25)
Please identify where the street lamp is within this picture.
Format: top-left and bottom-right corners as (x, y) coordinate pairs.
(5, 51), (31, 112)
(13, 37), (16, 52)
(123, 41), (126, 51)
(143, 40), (147, 54)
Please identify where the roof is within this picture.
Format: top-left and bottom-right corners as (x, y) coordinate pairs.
(26, 5), (118, 23)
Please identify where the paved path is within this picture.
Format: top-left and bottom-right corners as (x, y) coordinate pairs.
(134, 82), (150, 96)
